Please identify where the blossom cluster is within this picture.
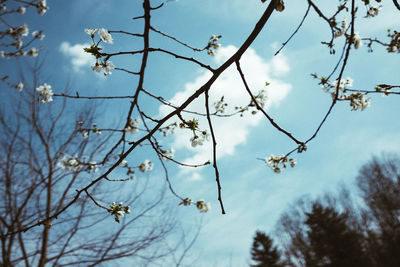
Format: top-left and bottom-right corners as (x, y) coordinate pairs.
(125, 118), (140, 134)
(234, 89), (268, 116)
(91, 61), (115, 76)
(365, 5), (382, 18)
(347, 92), (371, 111)
(85, 28), (114, 44)
(113, 155), (153, 179)
(387, 29), (400, 53)
(249, 89), (268, 114)
(196, 200), (211, 213)
(57, 154), (99, 173)
(179, 118), (210, 147)
(214, 96), (228, 114)
(36, 0), (49, 15)
(84, 28), (115, 76)
(178, 198), (211, 213)
(375, 84), (393, 95)
(36, 83), (53, 103)
(331, 17), (362, 50)
(109, 202), (131, 223)
(138, 160), (153, 172)
(266, 154), (296, 173)
(334, 19), (348, 39)
(190, 130), (209, 147)
(161, 148), (175, 160)
(57, 154), (81, 172)
(77, 121), (102, 138)
(206, 35), (221, 56)
(159, 122), (177, 137)
(313, 74), (371, 111)
(0, 1), (47, 59)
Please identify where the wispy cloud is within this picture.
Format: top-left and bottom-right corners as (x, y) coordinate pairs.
(59, 42), (94, 72)
(159, 45), (292, 180)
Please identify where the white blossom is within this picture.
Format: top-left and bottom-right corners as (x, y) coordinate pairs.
(352, 31), (362, 49)
(20, 24), (29, 37)
(120, 159), (128, 166)
(36, 83), (53, 103)
(85, 28), (98, 36)
(196, 200), (210, 213)
(91, 61), (115, 76)
(190, 131), (209, 147)
(125, 206), (131, 214)
(366, 5), (382, 17)
(290, 160), (296, 168)
(98, 28), (113, 44)
(13, 39), (22, 49)
(139, 160), (153, 172)
(32, 30), (45, 40)
(36, 0), (48, 15)
(28, 48), (38, 57)
(190, 136), (203, 147)
(125, 118), (140, 134)
(57, 154), (82, 171)
(161, 148), (175, 160)
(266, 154), (296, 173)
(334, 30), (343, 38)
(16, 82), (24, 92)
(17, 6), (26, 14)
(109, 202), (131, 223)
(87, 161), (99, 173)
(348, 93), (371, 111)
(345, 77), (353, 87)
(91, 63), (102, 73)
(102, 61), (115, 76)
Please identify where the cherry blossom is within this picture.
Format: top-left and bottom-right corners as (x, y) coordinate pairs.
(98, 28), (113, 44)
(36, 83), (53, 103)
(196, 200), (210, 213)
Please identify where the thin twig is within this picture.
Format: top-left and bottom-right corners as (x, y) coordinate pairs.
(205, 90), (225, 214)
(150, 26), (205, 52)
(275, 4), (311, 56)
(53, 93), (134, 100)
(83, 189), (110, 211)
(235, 60), (303, 145)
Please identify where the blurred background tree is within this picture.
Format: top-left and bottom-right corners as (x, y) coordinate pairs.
(250, 230), (283, 267)
(0, 62), (197, 266)
(251, 154), (400, 267)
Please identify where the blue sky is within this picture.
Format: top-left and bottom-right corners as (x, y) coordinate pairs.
(1, 0), (400, 266)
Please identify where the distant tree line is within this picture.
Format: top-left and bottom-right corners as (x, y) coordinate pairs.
(250, 154), (400, 267)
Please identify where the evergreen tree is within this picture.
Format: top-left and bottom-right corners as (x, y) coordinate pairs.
(250, 231), (283, 267)
(304, 202), (369, 267)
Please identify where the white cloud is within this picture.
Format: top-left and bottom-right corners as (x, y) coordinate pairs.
(59, 42), (94, 72)
(159, 45), (292, 178)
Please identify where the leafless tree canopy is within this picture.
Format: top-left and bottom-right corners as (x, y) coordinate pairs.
(0, 62), (195, 266)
